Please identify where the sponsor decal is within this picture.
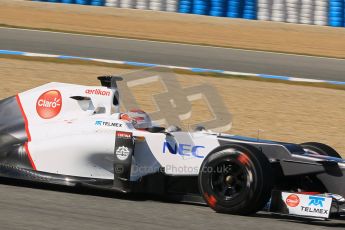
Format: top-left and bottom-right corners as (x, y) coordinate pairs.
(163, 142), (205, 158)
(286, 194), (300, 207)
(36, 90), (62, 119)
(308, 196), (325, 207)
(85, 89), (110, 96)
(116, 146), (130, 161)
(116, 131), (132, 139)
(300, 196), (329, 215)
(300, 206), (329, 215)
(95, 121), (122, 127)
(278, 192), (332, 218)
(114, 131), (133, 180)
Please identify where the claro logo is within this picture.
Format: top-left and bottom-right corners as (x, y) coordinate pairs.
(36, 90), (62, 119)
(85, 89), (110, 96)
(286, 194), (300, 207)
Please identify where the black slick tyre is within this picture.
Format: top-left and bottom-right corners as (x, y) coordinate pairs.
(198, 143), (273, 215)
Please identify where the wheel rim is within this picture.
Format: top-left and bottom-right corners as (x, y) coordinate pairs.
(210, 159), (249, 201)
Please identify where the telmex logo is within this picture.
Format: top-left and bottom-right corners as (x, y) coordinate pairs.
(308, 196), (325, 207)
(286, 194), (300, 207)
(85, 89), (110, 96)
(95, 121), (123, 127)
(36, 90), (62, 119)
(163, 142), (205, 158)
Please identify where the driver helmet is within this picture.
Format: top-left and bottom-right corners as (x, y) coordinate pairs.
(120, 109), (152, 129)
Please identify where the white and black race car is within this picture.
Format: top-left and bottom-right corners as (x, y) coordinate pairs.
(0, 71), (344, 219)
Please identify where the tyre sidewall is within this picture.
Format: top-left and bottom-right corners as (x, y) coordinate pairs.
(301, 142), (342, 159)
(198, 144), (273, 215)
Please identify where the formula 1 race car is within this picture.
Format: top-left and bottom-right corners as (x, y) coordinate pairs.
(0, 68), (344, 219)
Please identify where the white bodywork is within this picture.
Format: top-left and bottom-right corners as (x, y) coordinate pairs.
(18, 82), (221, 180)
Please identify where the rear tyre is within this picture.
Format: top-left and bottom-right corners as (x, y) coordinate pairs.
(301, 142), (342, 159)
(198, 144), (273, 215)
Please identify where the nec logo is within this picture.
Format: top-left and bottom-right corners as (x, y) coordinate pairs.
(163, 142), (205, 158)
(308, 196), (325, 207)
(95, 121), (122, 127)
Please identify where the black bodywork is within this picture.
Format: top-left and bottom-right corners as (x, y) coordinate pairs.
(218, 135), (345, 199)
(0, 96), (33, 170)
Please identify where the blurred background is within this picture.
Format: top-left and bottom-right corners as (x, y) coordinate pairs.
(32, 0), (345, 27)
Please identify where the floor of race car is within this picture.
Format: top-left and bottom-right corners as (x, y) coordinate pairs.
(0, 179), (343, 230)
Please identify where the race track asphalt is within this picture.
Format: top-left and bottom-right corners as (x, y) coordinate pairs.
(0, 179), (344, 230)
(0, 27), (344, 81)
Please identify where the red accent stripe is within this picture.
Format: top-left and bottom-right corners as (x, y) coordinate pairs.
(238, 153), (250, 166)
(16, 95), (31, 142)
(16, 95), (36, 170)
(204, 193), (217, 208)
(24, 142), (36, 171)
(297, 192), (321, 195)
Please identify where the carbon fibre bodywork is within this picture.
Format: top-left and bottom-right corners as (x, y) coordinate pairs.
(218, 135), (345, 199)
(0, 96), (33, 170)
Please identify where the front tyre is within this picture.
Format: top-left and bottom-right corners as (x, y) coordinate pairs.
(301, 142), (342, 159)
(198, 144), (273, 215)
